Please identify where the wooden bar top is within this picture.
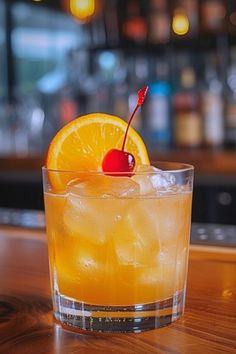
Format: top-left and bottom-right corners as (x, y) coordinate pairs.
(0, 226), (236, 354)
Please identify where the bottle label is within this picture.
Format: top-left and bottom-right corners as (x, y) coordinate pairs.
(202, 0), (225, 31)
(148, 96), (169, 131)
(203, 94), (224, 145)
(149, 13), (170, 43)
(175, 112), (202, 146)
(226, 102), (236, 128)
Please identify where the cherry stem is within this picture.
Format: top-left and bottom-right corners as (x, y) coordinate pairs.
(121, 104), (139, 151)
(121, 85), (148, 152)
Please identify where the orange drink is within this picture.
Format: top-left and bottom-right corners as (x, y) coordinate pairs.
(45, 175), (192, 305)
(43, 110), (193, 333)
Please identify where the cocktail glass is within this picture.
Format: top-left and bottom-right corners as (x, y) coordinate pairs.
(43, 161), (194, 333)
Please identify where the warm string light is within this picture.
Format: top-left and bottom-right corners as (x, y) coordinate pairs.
(172, 9), (190, 36)
(69, 0), (95, 21)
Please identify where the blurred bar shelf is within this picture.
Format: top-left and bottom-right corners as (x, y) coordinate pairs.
(0, 155), (44, 172)
(90, 33), (236, 53)
(1, 149), (236, 175)
(152, 148), (236, 175)
(0, 150), (236, 224)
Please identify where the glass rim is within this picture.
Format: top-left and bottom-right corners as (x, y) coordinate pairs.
(42, 161), (194, 174)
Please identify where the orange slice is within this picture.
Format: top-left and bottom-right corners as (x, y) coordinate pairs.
(46, 113), (150, 191)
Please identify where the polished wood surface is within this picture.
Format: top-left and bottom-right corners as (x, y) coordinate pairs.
(1, 148), (236, 175)
(0, 226), (236, 354)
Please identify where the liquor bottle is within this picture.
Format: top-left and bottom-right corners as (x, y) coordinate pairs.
(201, 0), (226, 33)
(122, 0), (147, 44)
(59, 87), (79, 126)
(0, 102), (12, 155)
(146, 59), (171, 149)
(113, 83), (129, 120)
(184, 0), (199, 36)
(127, 55), (150, 131)
(174, 56), (202, 148)
(228, 1), (236, 36)
(148, 0), (170, 44)
(90, 6), (106, 47)
(225, 48), (236, 148)
(103, 0), (119, 46)
(202, 54), (224, 148)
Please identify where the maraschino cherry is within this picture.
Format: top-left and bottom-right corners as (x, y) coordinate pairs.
(102, 86), (148, 176)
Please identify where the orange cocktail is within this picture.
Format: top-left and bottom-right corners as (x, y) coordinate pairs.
(45, 182), (192, 306)
(43, 92), (193, 333)
(43, 163), (193, 333)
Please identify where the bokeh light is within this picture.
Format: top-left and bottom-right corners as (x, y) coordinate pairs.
(70, 0), (95, 21)
(172, 11), (190, 36)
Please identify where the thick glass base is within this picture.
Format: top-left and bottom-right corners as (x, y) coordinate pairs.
(53, 289), (185, 333)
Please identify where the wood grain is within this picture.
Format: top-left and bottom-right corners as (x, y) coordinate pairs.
(0, 226), (236, 354)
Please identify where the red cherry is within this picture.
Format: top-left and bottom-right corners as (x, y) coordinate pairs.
(102, 85), (148, 176)
(102, 149), (135, 176)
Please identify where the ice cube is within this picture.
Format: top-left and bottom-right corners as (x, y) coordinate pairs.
(132, 173), (155, 195)
(75, 247), (106, 281)
(139, 247), (176, 288)
(150, 171), (175, 189)
(139, 266), (164, 285)
(56, 242), (113, 300)
(112, 199), (160, 266)
(68, 175), (140, 198)
(139, 264), (175, 299)
(64, 194), (117, 244)
(133, 164), (175, 196)
(113, 227), (149, 266)
(57, 245), (103, 283)
(63, 177), (135, 244)
(154, 193), (191, 245)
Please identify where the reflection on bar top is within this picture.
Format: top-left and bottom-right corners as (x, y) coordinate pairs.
(0, 208), (235, 247)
